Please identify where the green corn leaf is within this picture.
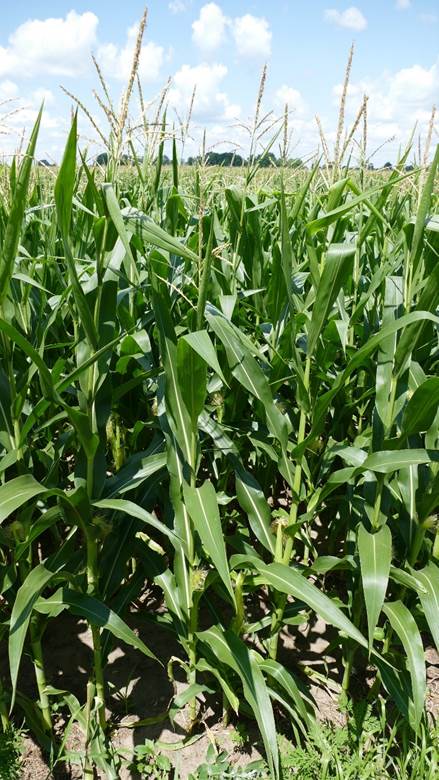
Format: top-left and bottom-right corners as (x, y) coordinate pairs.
(172, 135), (179, 191)
(155, 568), (186, 624)
(14, 692), (52, 752)
(236, 472), (276, 555)
(197, 626), (279, 779)
(390, 566), (427, 594)
(0, 320), (54, 401)
(182, 330), (228, 386)
(279, 183), (295, 307)
(0, 107), (42, 305)
(233, 557), (367, 648)
(15, 506), (63, 562)
(361, 449), (439, 473)
(401, 378), (439, 437)
(65, 407), (99, 460)
(150, 257), (194, 470)
(123, 206), (199, 263)
(411, 562), (439, 655)
(42, 587), (158, 662)
(0, 475), (50, 524)
(177, 337), (207, 427)
(417, 471), (439, 522)
(259, 561), (367, 647)
(261, 658), (314, 734)
(375, 656), (412, 725)
(153, 111), (166, 197)
(102, 183), (139, 284)
(410, 144), (439, 272)
(311, 451), (439, 502)
(291, 158), (320, 223)
(196, 214), (215, 330)
(293, 310), (439, 458)
(196, 657), (240, 714)
(105, 449), (166, 497)
(373, 276), (403, 449)
(394, 260), (439, 376)
(206, 302), (269, 362)
(307, 243), (355, 355)
(150, 265), (194, 556)
(54, 112), (77, 236)
(306, 170), (414, 235)
(199, 411), (240, 460)
(9, 563), (59, 709)
(382, 600), (426, 730)
(206, 305), (289, 450)
(358, 523), (392, 650)
(93, 498), (182, 547)
(183, 480), (235, 605)
(55, 113), (98, 350)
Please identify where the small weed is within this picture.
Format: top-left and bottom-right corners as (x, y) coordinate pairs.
(130, 739), (172, 779)
(230, 723), (251, 751)
(0, 727), (24, 780)
(189, 743), (267, 779)
(278, 704), (439, 779)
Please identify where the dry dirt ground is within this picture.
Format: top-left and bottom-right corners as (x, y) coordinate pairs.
(6, 606), (439, 779)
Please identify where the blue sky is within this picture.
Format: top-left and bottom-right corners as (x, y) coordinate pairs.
(0, 1), (437, 163)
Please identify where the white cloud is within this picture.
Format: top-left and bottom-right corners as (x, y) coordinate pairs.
(0, 83), (64, 161)
(391, 63), (437, 97)
(0, 11), (165, 84)
(32, 88), (55, 106)
(169, 0), (189, 12)
(275, 85), (306, 114)
(223, 101), (241, 120)
(4, 105), (61, 135)
(325, 7), (367, 31)
(396, 0), (410, 8)
(367, 121), (401, 140)
(233, 14), (272, 58)
(0, 80), (18, 100)
(334, 62), (439, 118)
(192, 7), (272, 59)
(0, 11), (98, 78)
(97, 23), (164, 82)
(24, 108), (61, 130)
(332, 58), (438, 157)
(169, 62), (239, 122)
(192, 3), (228, 52)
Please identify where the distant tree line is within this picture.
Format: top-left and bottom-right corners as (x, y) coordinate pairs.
(93, 151), (304, 168)
(186, 151), (304, 168)
(91, 152), (416, 171)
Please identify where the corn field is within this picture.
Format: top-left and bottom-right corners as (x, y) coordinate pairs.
(0, 92), (438, 778)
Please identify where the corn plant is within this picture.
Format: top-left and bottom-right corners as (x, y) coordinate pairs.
(0, 103), (438, 778)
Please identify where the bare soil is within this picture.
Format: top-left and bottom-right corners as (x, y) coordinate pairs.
(6, 605), (439, 779)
